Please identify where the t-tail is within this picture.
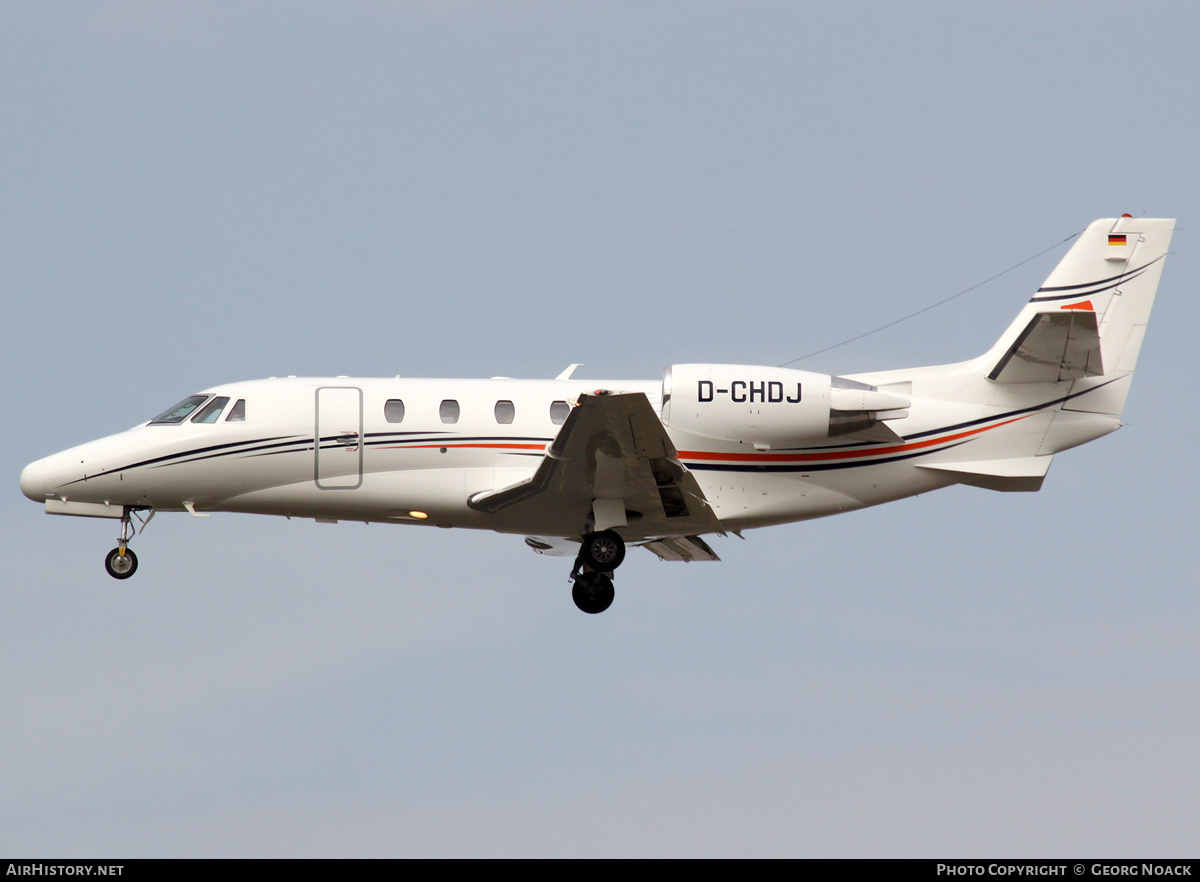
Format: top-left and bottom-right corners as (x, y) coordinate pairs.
(978, 215), (1174, 415)
(853, 216), (1174, 493)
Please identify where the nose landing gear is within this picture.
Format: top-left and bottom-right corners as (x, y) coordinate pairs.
(570, 530), (625, 614)
(104, 507), (151, 580)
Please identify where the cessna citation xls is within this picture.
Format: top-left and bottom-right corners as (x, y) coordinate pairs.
(20, 217), (1173, 613)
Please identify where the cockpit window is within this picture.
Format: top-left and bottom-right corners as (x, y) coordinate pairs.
(225, 399), (246, 422)
(191, 396), (231, 423)
(149, 395), (209, 425)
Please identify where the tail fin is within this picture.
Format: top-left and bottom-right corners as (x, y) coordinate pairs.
(909, 217), (1172, 492)
(982, 216), (1174, 414)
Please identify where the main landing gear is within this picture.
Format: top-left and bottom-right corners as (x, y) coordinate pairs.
(570, 529), (625, 614)
(104, 507), (151, 580)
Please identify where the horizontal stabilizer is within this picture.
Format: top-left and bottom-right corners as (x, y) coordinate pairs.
(918, 455), (1053, 492)
(641, 535), (721, 562)
(989, 309), (1102, 384)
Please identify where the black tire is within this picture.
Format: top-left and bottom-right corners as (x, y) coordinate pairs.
(572, 571), (615, 614)
(580, 530), (625, 571)
(104, 547), (138, 580)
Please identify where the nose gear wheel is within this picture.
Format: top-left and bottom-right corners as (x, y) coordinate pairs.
(104, 546), (138, 579)
(103, 506), (150, 580)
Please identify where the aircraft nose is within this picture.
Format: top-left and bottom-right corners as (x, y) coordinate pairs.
(19, 459), (46, 502)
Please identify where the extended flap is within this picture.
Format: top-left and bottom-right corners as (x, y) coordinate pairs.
(641, 535), (721, 562)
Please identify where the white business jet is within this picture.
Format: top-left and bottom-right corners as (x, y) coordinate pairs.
(20, 217), (1173, 613)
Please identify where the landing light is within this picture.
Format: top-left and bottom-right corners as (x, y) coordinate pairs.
(409, 511), (429, 519)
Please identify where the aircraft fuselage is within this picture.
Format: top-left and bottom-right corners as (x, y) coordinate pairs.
(18, 217), (1173, 612)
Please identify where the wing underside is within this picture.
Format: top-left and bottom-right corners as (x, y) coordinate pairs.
(469, 391), (723, 541)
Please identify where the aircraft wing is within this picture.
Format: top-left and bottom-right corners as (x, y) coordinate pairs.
(468, 391), (724, 540)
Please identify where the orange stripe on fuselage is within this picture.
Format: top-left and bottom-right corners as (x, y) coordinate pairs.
(678, 415), (1032, 464)
(378, 443), (548, 451)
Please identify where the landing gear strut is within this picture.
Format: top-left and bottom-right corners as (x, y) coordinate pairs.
(104, 507), (149, 580)
(570, 530), (626, 614)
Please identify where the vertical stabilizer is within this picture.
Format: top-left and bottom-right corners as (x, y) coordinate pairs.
(983, 217), (1173, 416)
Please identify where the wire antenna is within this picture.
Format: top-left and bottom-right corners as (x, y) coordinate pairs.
(777, 229), (1082, 367)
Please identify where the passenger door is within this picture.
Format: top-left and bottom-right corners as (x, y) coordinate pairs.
(315, 386), (363, 490)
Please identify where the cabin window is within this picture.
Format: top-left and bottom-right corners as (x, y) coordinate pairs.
(494, 400), (515, 424)
(384, 399), (406, 423)
(225, 399), (246, 422)
(549, 400), (570, 425)
(149, 395), (209, 425)
(440, 399), (460, 424)
(191, 396), (231, 423)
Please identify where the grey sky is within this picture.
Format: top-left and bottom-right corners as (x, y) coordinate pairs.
(3, 1), (1197, 856)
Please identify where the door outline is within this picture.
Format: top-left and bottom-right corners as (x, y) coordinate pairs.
(315, 386), (364, 490)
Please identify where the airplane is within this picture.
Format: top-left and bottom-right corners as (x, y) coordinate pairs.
(19, 216), (1173, 613)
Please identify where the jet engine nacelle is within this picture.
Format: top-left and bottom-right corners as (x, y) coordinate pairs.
(661, 364), (909, 446)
